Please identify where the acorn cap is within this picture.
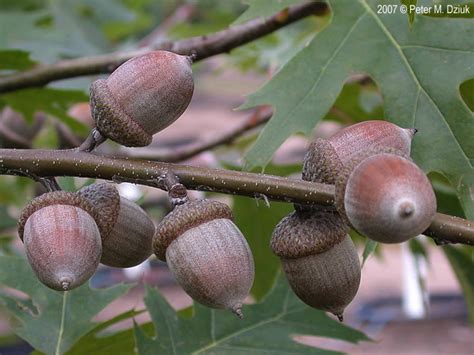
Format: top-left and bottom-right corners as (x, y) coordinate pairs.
(77, 183), (121, 238)
(18, 191), (106, 241)
(335, 147), (408, 225)
(153, 199), (233, 261)
(271, 210), (348, 259)
(90, 79), (152, 147)
(302, 138), (343, 185)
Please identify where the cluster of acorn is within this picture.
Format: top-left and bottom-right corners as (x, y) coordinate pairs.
(15, 49), (437, 321)
(16, 50), (253, 317)
(18, 182), (254, 317)
(271, 120), (437, 320)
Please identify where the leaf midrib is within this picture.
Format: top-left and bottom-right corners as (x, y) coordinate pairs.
(192, 290), (298, 354)
(54, 291), (68, 355)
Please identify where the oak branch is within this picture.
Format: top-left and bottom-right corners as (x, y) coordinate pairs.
(0, 148), (472, 246)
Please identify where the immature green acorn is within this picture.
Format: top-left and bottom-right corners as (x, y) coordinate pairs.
(18, 191), (102, 291)
(90, 50), (194, 147)
(271, 210), (360, 320)
(78, 183), (155, 268)
(153, 199), (254, 318)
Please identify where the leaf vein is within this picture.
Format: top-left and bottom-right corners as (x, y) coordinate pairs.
(54, 291), (68, 355)
(192, 307), (307, 354)
(401, 45), (474, 54)
(360, 0), (472, 168)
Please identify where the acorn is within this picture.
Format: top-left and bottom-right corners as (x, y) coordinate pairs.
(153, 199), (254, 318)
(18, 191), (102, 291)
(335, 152), (437, 243)
(0, 107), (45, 149)
(78, 183), (155, 268)
(90, 50), (194, 147)
(271, 210), (360, 320)
(303, 120), (416, 184)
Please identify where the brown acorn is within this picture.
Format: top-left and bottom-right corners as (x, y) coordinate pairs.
(0, 107), (45, 149)
(18, 191), (102, 291)
(90, 50), (194, 147)
(153, 199), (254, 318)
(271, 210), (360, 320)
(335, 152), (437, 243)
(303, 120), (416, 184)
(78, 183), (155, 268)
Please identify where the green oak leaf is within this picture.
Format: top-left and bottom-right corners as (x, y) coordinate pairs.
(0, 0), (135, 63)
(401, 0), (417, 25)
(0, 49), (36, 70)
(234, 0), (304, 25)
(65, 310), (150, 355)
(430, 173), (474, 323)
(232, 163), (300, 301)
(443, 246), (474, 325)
(325, 82), (384, 124)
(0, 206), (17, 231)
(361, 240), (377, 267)
(0, 256), (131, 355)
(134, 275), (369, 354)
(0, 88), (89, 135)
(460, 79), (474, 111)
(241, 0), (474, 218)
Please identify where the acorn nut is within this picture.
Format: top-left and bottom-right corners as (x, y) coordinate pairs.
(303, 120), (416, 184)
(153, 199), (254, 318)
(90, 50), (194, 147)
(271, 210), (361, 320)
(78, 183), (155, 268)
(18, 191), (102, 291)
(335, 153), (437, 243)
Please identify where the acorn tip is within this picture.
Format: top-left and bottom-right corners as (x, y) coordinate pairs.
(232, 306), (244, 319)
(407, 127), (418, 137)
(398, 201), (415, 218)
(59, 277), (72, 291)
